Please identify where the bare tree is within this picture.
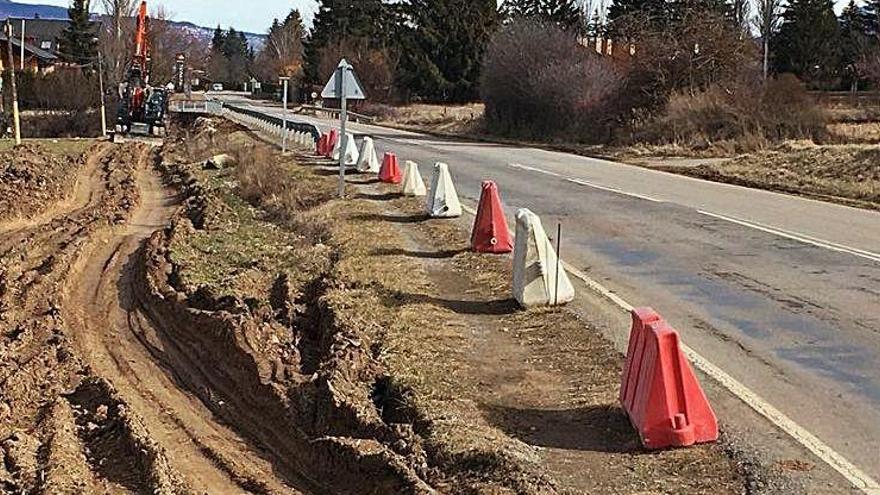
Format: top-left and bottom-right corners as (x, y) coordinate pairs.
(752, 0), (783, 80)
(148, 5), (209, 85)
(254, 10), (305, 83)
(98, 0), (137, 86)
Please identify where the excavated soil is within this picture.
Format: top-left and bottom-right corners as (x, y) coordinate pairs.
(0, 141), (98, 228)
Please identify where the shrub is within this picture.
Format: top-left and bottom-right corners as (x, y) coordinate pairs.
(480, 19), (623, 141)
(629, 74), (828, 150)
(14, 70), (102, 111)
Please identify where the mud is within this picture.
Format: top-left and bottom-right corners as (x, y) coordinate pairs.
(0, 142), (187, 493)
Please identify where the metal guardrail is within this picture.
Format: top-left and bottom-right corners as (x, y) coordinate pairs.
(223, 104), (321, 141)
(168, 99), (321, 142)
(168, 100), (223, 114)
(297, 105), (377, 124)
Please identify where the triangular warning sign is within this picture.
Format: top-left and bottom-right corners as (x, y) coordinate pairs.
(321, 59), (366, 100)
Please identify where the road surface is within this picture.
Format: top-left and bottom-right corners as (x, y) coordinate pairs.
(214, 94), (880, 490)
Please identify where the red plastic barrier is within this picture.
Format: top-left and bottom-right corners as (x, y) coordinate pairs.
(619, 308), (718, 449)
(316, 134), (327, 156)
(379, 152), (402, 184)
(471, 181), (513, 253)
(325, 129), (339, 158)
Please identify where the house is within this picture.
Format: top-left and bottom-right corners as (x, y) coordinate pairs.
(6, 17), (70, 56)
(0, 34), (58, 73)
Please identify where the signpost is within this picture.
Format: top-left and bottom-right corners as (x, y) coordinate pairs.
(4, 20), (21, 145)
(321, 59), (366, 198)
(279, 76), (290, 153)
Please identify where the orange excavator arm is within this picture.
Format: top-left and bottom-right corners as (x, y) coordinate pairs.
(133, 1), (149, 75)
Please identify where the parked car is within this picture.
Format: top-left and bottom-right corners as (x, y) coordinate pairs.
(211, 83), (224, 91)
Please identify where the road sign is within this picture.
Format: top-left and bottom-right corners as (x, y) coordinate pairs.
(321, 59), (366, 100)
(321, 59), (368, 198)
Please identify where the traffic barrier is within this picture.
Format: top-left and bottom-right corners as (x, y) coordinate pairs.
(325, 129), (339, 158)
(379, 152), (402, 183)
(316, 134), (327, 156)
(357, 137), (380, 173)
(426, 163), (462, 218)
(512, 208), (574, 307)
(332, 132), (360, 165)
(620, 308), (718, 450)
(402, 161), (427, 196)
(471, 181), (512, 253)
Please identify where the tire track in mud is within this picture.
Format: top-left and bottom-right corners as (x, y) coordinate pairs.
(62, 149), (304, 494)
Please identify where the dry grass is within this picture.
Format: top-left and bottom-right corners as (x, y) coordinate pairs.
(665, 143), (880, 208)
(364, 103), (485, 135)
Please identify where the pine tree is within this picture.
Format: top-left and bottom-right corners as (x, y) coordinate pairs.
(840, 0), (871, 89)
(59, 0), (97, 67)
(211, 25), (225, 52)
(400, 0), (499, 102)
(607, 0), (668, 28)
(502, 0), (582, 30)
(772, 0), (842, 87)
(304, 0), (389, 85)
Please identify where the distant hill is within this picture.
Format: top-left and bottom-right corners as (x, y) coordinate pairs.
(0, 0), (266, 49)
(0, 0), (68, 20)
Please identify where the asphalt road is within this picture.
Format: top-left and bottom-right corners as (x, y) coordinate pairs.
(213, 95), (880, 489)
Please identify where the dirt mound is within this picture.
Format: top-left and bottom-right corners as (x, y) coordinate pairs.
(0, 142), (94, 222)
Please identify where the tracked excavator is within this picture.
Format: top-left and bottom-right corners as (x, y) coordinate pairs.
(114, 0), (166, 139)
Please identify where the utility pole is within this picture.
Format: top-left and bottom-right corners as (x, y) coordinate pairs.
(280, 76), (289, 153)
(20, 19), (24, 71)
(98, 51), (107, 137)
(5, 20), (21, 145)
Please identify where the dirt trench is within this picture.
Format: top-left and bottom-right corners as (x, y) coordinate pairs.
(0, 142), (188, 493)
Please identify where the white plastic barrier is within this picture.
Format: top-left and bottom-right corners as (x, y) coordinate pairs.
(356, 137), (380, 173)
(511, 208), (574, 308)
(402, 160), (426, 196)
(426, 162), (462, 217)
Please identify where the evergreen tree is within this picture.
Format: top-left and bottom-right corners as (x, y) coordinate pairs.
(304, 0), (389, 85)
(502, 0), (582, 30)
(840, 0), (872, 89)
(400, 0), (499, 102)
(772, 0), (842, 87)
(211, 25), (225, 52)
(607, 0), (668, 29)
(59, 0), (97, 67)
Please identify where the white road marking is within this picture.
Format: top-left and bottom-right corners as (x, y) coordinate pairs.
(507, 162), (878, 263)
(461, 202), (880, 495)
(508, 162), (564, 177)
(698, 210), (880, 264)
(230, 109), (880, 494)
(566, 177), (664, 203)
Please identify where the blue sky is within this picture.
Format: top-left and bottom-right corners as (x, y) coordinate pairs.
(13, 0), (320, 33)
